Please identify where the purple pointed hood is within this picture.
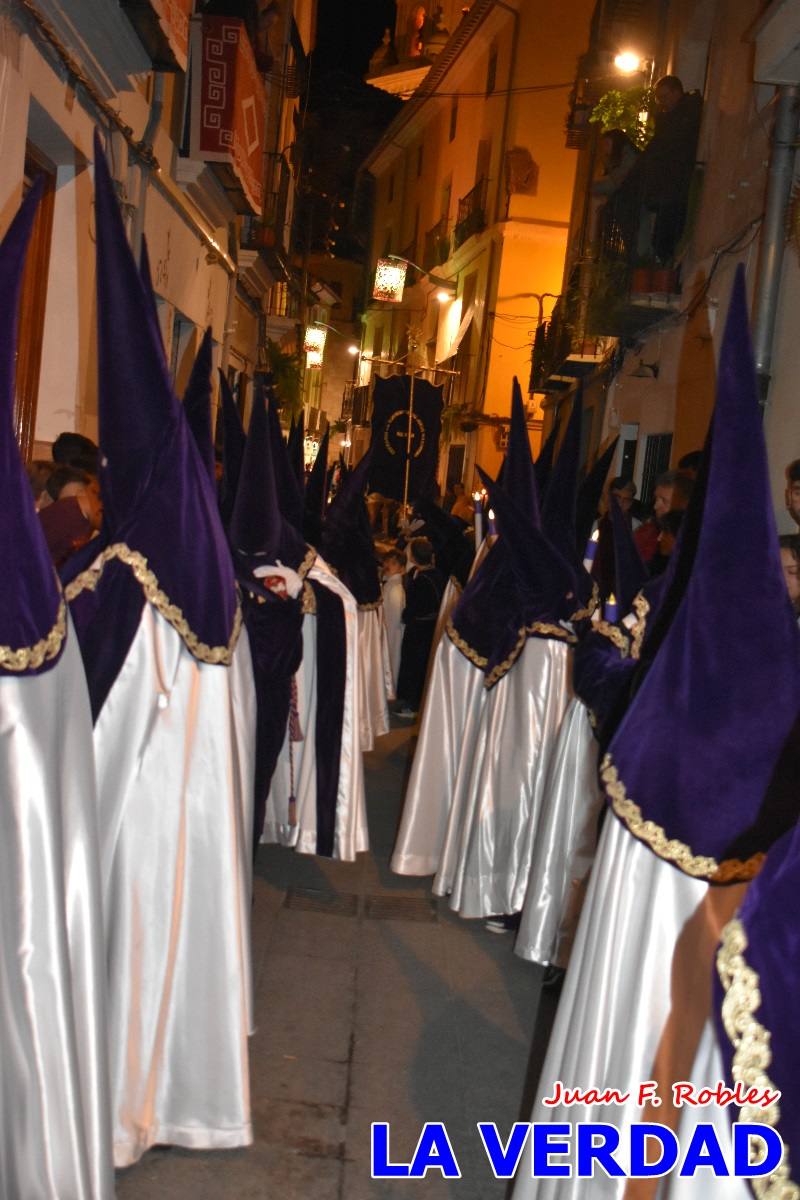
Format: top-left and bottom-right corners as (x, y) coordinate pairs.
(65, 132), (239, 686)
(610, 493), (648, 614)
(533, 414), (561, 502)
(601, 267), (800, 883)
(303, 427), (329, 544)
(321, 448), (381, 605)
(182, 327), (215, 484)
(216, 369), (246, 528)
(0, 180), (66, 677)
(505, 377), (539, 524)
(229, 389), (311, 572)
(287, 410), (305, 493)
(542, 387), (595, 609)
(575, 436), (619, 551)
(448, 379), (579, 687)
(266, 394), (305, 533)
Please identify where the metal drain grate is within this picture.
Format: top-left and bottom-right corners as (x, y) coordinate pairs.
(364, 894), (438, 922)
(283, 887), (359, 916)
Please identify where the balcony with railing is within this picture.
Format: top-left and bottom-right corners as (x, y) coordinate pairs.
(423, 215), (450, 271)
(342, 383), (371, 426)
(453, 178), (488, 250)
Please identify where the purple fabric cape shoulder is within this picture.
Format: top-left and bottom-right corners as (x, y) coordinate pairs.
(714, 804), (800, 1186)
(601, 267), (800, 884)
(65, 133), (239, 717)
(0, 179), (66, 677)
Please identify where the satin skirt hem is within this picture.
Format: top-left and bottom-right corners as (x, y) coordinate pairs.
(114, 1122), (253, 1169)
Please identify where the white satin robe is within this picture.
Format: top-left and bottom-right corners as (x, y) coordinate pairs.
(434, 636), (571, 918)
(515, 697), (602, 968)
(0, 617), (113, 1200)
(92, 604), (256, 1168)
(357, 604), (393, 751)
(391, 632), (486, 877)
(512, 815), (749, 1200)
(263, 559), (368, 861)
(382, 574), (404, 693)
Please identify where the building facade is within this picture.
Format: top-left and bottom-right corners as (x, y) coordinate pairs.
(540, 0), (800, 525)
(2, 0), (315, 461)
(358, 0), (595, 493)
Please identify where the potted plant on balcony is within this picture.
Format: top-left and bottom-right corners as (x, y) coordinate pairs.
(589, 86), (655, 150)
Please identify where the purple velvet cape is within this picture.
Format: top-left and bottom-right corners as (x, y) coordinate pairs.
(0, 180), (66, 678)
(601, 267), (800, 883)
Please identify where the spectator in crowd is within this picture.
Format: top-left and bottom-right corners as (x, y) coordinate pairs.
(38, 466), (102, 567)
(592, 476), (636, 600)
(616, 75), (702, 265)
(592, 128), (640, 255)
(395, 537), (444, 719)
(382, 548), (406, 693)
(779, 534), (800, 617)
(26, 459), (55, 510)
(449, 482), (473, 524)
(634, 469), (693, 561)
(785, 459), (800, 528)
(52, 430), (99, 475)
(650, 507), (685, 575)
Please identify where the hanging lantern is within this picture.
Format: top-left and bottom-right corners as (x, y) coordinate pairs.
(306, 348), (323, 370)
(372, 257), (407, 303)
(303, 324), (327, 356)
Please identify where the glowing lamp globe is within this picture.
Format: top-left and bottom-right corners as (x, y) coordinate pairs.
(373, 257), (408, 303)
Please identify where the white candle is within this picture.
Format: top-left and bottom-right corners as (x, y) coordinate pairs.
(473, 491), (483, 548)
(582, 527), (600, 572)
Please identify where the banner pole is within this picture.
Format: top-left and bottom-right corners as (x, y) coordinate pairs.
(402, 371), (415, 515)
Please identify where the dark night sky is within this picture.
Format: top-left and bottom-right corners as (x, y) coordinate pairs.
(313, 0), (396, 78)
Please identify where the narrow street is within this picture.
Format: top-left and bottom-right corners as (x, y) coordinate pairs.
(115, 721), (555, 1199)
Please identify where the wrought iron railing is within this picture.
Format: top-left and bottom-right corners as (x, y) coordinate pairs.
(453, 177), (488, 249)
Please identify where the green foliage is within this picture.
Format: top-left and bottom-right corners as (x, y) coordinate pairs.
(263, 339), (303, 418)
(589, 87), (655, 150)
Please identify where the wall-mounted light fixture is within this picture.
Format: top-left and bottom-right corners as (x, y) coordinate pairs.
(372, 254), (456, 304)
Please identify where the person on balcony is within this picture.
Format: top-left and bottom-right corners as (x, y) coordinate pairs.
(618, 75), (703, 267)
(591, 128), (640, 258)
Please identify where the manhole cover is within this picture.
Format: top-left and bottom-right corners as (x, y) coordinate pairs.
(284, 888), (359, 916)
(364, 895), (438, 922)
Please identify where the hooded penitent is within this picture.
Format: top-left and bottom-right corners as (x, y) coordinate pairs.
(0, 179), (115, 1200)
(287, 409), (305, 493)
(63, 133), (240, 716)
(216, 369), (246, 529)
(0, 181), (66, 676)
(321, 447), (382, 606)
(303, 426), (329, 546)
(574, 435), (619, 552)
(182, 327), (216, 484)
(229, 390), (309, 846)
(600, 267), (800, 883)
(267, 392), (306, 533)
(714, 810), (800, 1187)
(448, 379), (578, 687)
(541, 385), (596, 612)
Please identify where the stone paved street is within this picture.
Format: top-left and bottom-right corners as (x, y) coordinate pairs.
(115, 722), (557, 1198)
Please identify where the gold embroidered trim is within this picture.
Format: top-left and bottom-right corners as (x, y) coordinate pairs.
(630, 591), (650, 660)
(358, 599), (383, 612)
(0, 598), (67, 672)
(600, 753), (765, 882)
(717, 919), (798, 1198)
(298, 545), (317, 581)
(64, 543), (241, 665)
(570, 581), (599, 624)
(594, 621), (630, 655)
(446, 616), (575, 689)
(302, 581), (317, 614)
